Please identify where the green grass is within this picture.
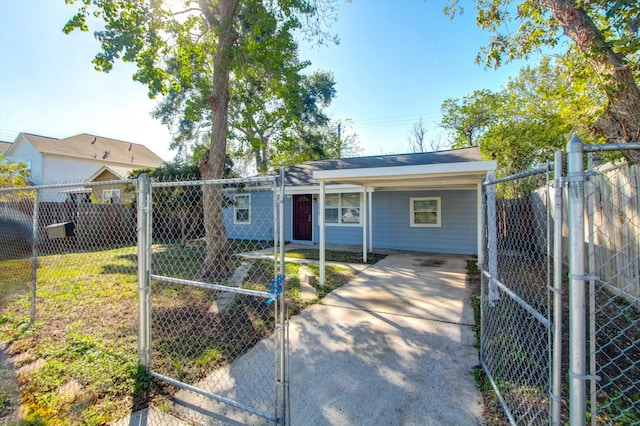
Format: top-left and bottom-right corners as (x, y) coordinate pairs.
(284, 248), (386, 264)
(0, 242), (361, 424)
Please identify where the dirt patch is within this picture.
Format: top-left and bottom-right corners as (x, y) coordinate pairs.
(17, 358), (45, 377)
(415, 258), (445, 267)
(58, 380), (82, 404)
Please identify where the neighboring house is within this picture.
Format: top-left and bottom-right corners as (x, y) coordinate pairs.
(5, 132), (165, 202)
(0, 141), (11, 154)
(223, 146), (497, 259)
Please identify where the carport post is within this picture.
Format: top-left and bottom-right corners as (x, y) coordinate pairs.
(319, 181), (326, 285)
(368, 188), (373, 253)
(362, 186), (367, 263)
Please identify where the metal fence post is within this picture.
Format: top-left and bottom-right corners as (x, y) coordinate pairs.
(485, 171), (499, 305)
(30, 188), (40, 324)
(551, 150), (564, 426)
(137, 174), (151, 371)
(567, 135), (587, 425)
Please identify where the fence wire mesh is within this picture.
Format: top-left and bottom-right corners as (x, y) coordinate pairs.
(585, 156), (640, 425)
(0, 181), (141, 424)
(145, 177), (284, 424)
(481, 168), (554, 425)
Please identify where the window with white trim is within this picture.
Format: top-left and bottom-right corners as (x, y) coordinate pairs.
(102, 189), (120, 204)
(234, 194), (251, 224)
(325, 193), (361, 225)
(410, 197), (441, 227)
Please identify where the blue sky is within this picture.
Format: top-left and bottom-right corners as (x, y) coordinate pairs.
(0, 0), (540, 162)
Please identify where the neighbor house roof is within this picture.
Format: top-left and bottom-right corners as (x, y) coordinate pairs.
(0, 141), (11, 154)
(17, 133), (164, 168)
(283, 146), (485, 186)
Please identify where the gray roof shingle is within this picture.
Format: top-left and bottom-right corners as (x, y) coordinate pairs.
(283, 146), (482, 186)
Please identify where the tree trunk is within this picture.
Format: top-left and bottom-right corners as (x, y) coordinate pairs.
(542, 0), (640, 163)
(198, 0), (240, 279)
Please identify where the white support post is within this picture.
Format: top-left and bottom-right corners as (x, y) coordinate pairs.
(362, 186), (367, 263)
(319, 181), (326, 286)
(368, 189), (373, 253)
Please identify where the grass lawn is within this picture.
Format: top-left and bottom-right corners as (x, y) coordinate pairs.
(284, 248), (386, 264)
(0, 242), (372, 425)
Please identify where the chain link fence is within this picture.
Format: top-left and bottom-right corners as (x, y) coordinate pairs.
(140, 175), (287, 424)
(481, 165), (554, 425)
(0, 174), (288, 425)
(0, 180), (141, 424)
(481, 140), (640, 425)
(585, 153), (639, 425)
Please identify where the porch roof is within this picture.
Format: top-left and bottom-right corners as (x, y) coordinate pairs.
(312, 160), (496, 190)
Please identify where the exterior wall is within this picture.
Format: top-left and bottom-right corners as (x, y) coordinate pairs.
(7, 136), (43, 184)
(224, 188), (478, 255)
(223, 190), (275, 241)
(369, 190), (477, 255)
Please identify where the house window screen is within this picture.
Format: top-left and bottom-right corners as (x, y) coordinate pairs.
(410, 197), (441, 227)
(324, 193), (360, 225)
(234, 194), (251, 224)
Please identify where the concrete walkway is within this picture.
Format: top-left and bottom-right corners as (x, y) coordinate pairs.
(162, 251), (483, 425)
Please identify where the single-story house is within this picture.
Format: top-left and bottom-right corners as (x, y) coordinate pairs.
(223, 147), (497, 279)
(5, 132), (165, 202)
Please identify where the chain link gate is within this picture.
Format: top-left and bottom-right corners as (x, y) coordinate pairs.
(137, 173), (288, 424)
(481, 138), (640, 425)
(481, 162), (557, 425)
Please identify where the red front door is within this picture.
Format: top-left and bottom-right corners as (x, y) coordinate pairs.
(293, 194), (313, 241)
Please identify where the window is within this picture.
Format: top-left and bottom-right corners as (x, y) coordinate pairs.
(234, 194), (251, 224)
(102, 189), (120, 204)
(410, 197), (441, 227)
(325, 193), (361, 225)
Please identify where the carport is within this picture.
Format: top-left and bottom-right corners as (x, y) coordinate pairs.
(313, 159), (497, 284)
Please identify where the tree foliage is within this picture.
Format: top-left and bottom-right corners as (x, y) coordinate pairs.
(64, 0), (336, 278)
(441, 58), (604, 177)
(445, 0), (640, 162)
(0, 154), (31, 189)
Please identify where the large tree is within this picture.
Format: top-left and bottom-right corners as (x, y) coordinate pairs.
(65, 0), (335, 278)
(446, 0), (640, 162)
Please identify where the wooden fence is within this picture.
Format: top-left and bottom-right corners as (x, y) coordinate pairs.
(509, 162), (640, 302)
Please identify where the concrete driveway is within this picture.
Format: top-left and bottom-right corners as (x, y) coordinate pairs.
(146, 251), (483, 425)
(287, 252), (482, 425)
